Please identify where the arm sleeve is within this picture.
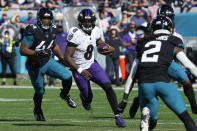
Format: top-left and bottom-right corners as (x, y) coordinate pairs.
(176, 51), (197, 78)
(124, 58), (139, 94)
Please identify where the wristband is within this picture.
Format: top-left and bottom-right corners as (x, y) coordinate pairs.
(77, 67), (84, 74)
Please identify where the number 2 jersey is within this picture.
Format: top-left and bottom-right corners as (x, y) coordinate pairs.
(136, 34), (183, 83)
(67, 26), (101, 69)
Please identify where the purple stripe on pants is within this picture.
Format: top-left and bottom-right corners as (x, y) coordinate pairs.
(72, 61), (110, 103)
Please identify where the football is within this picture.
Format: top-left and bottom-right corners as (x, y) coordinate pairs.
(97, 42), (109, 54)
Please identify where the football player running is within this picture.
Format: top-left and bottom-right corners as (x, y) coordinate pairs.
(118, 4), (197, 118)
(64, 9), (126, 127)
(20, 7), (77, 121)
(138, 15), (197, 131)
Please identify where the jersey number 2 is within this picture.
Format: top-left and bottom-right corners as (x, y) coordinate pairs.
(84, 45), (94, 60)
(141, 41), (161, 62)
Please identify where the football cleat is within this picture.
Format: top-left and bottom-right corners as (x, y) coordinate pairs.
(33, 109), (46, 121)
(129, 97), (140, 118)
(140, 107), (150, 131)
(115, 115), (126, 127)
(80, 94), (91, 110)
(60, 91), (77, 108)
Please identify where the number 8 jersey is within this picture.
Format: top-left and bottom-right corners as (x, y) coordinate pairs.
(67, 26), (101, 69)
(137, 35), (182, 83)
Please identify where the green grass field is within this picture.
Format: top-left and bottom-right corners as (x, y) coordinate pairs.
(0, 86), (196, 131)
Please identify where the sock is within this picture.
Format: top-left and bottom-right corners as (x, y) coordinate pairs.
(178, 111), (197, 131)
(149, 117), (157, 130)
(102, 84), (118, 115)
(61, 77), (72, 96)
(183, 83), (197, 107)
(33, 93), (43, 111)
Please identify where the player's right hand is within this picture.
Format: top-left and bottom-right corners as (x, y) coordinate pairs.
(81, 69), (91, 80)
(117, 101), (127, 114)
(35, 49), (51, 56)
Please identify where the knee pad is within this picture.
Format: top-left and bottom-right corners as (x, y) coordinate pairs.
(149, 117), (157, 130)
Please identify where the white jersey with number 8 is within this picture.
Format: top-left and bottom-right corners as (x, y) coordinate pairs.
(67, 26), (101, 69)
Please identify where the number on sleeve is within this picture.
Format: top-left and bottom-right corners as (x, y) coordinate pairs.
(141, 41), (162, 62)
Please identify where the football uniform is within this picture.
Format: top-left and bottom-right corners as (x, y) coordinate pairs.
(137, 35), (186, 120)
(167, 32), (189, 82)
(67, 26), (100, 69)
(22, 24), (71, 95)
(67, 26), (110, 103)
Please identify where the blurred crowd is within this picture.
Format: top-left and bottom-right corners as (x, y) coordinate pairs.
(0, 0), (197, 86)
(0, 0), (196, 11)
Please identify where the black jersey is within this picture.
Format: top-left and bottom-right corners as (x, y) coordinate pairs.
(137, 35), (179, 83)
(25, 24), (58, 67)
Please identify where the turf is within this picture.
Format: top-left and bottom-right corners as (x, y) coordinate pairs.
(0, 86), (196, 131)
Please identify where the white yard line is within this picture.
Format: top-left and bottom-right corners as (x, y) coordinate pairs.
(1, 86), (197, 92)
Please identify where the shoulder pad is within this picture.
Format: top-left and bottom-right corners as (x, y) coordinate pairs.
(69, 27), (79, 34)
(26, 24), (37, 33)
(168, 35), (183, 46)
(25, 24), (37, 34)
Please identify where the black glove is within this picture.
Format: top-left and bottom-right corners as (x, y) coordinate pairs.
(117, 101), (127, 114)
(58, 58), (70, 67)
(35, 49), (51, 56)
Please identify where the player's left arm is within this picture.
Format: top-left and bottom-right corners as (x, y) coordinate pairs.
(97, 39), (115, 54)
(175, 47), (197, 77)
(117, 58), (139, 114)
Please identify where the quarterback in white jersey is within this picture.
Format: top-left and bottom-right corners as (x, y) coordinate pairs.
(67, 26), (100, 69)
(64, 9), (126, 127)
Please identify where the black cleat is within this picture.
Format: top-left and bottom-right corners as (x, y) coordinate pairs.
(129, 97), (139, 118)
(60, 92), (77, 108)
(33, 109), (46, 121)
(80, 94), (91, 110)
